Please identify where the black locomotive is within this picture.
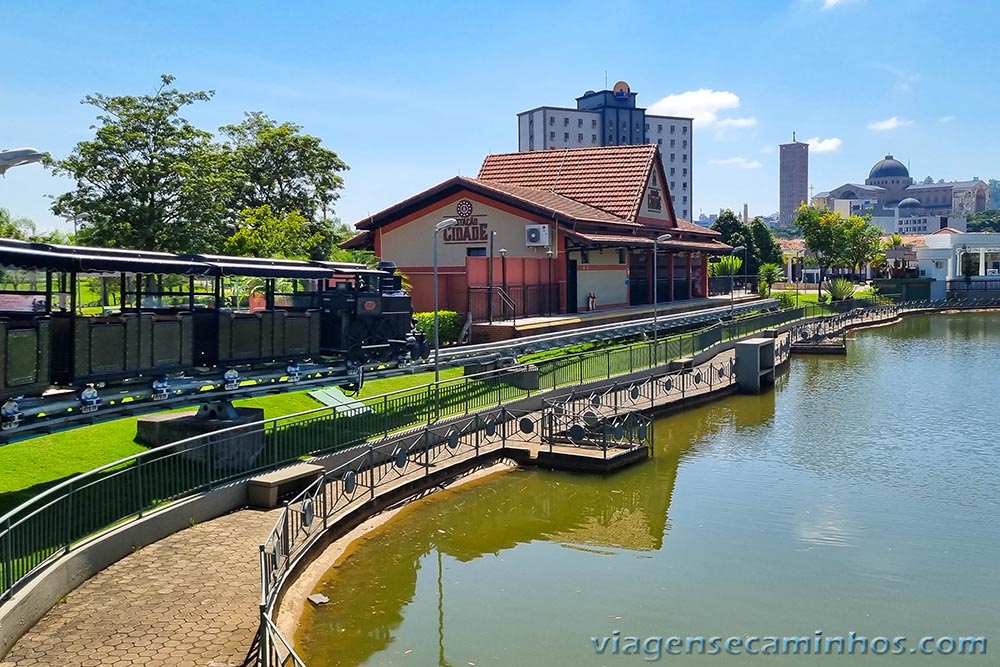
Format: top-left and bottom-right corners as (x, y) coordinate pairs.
(0, 238), (425, 407)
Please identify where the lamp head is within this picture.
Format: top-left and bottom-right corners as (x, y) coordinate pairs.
(656, 233), (673, 243)
(546, 249), (554, 257)
(435, 218), (458, 232)
(731, 245), (746, 254)
(499, 248), (507, 256)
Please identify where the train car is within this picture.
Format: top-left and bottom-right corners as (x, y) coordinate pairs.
(0, 239), (423, 408)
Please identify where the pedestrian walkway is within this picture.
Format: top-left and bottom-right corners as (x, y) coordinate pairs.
(1, 507), (280, 667)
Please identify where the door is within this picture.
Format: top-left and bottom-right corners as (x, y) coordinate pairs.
(566, 259), (578, 314)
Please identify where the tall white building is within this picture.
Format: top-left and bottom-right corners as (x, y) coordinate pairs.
(516, 81), (694, 221)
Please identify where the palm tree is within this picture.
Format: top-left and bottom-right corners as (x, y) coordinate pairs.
(757, 263), (785, 297)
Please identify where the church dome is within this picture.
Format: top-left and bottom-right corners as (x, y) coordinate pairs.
(897, 197), (921, 209)
(869, 154), (909, 179)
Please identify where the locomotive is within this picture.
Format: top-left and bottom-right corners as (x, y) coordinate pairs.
(0, 238), (426, 432)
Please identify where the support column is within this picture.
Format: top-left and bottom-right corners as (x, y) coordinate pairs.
(701, 254), (709, 298)
(947, 254), (955, 282)
(646, 248), (654, 305)
(980, 249), (986, 276)
(685, 254), (693, 300)
(667, 253), (675, 301)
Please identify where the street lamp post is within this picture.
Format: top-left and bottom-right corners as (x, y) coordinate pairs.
(795, 249), (807, 307)
(652, 233), (672, 362)
(433, 218), (458, 385)
(729, 245), (746, 317)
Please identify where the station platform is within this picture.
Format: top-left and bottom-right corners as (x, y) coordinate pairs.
(470, 293), (762, 342)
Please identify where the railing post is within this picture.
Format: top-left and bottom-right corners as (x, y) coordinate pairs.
(64, 480), (74, 554)
(367, 446), (375, 500)
(3, 517), (12, 600)
(136, 458), (145, 519)
(465, 377), (470, 414)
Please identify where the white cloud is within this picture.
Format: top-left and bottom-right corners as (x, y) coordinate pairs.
(939, 115), (956, 123)
(803, 136), (842, 153)
(647, 89), (755, 128)
(821, 0), (863, 9)
(709, 157), (763, 169)
(867, 116), (913, 131)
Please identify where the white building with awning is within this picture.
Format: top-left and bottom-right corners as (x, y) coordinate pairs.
(916, 229), (1000, 299)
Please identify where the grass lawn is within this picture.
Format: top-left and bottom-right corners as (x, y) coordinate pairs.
(0, 367), (470, 515)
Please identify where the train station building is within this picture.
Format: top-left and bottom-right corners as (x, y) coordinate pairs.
(343, 145), (732, 319)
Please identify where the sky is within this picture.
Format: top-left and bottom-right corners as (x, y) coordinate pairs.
(2, 0), (998, 235)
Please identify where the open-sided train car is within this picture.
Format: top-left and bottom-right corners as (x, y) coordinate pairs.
(0, 239), (423, 407)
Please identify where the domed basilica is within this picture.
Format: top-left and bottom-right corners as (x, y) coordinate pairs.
(813, 155), (990, 230)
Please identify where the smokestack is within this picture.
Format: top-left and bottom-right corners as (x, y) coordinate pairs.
(742, 203), (749, 224)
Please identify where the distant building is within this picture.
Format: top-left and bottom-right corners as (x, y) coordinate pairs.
(814, 155), (991, 232)
(779, 135), (809, 224)
(516, 81), (694, 220)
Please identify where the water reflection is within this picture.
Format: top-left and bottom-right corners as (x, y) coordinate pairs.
(299, 313), (1000, 667)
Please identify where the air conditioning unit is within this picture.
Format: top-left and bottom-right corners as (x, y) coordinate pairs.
(525, 224), (551, 247)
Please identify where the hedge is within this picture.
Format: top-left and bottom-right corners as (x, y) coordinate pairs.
(413, 311), (465, 345)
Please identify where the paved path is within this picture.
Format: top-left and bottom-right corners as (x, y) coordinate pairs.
(1, 507), (280, 667)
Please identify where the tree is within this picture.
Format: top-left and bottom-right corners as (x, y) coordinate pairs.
(710, 209), (747, 248)
(794, 205), (838, 292)
(50, 75), (238, 253)
(221, 112), (349, 259)
(922, 176), (935, 185)
(968, 210), (1000, 232)
(988, 179), (1000, 209)
(223, 205), (321, 259)
(0, 208), (35, 240)
(758, 263), (785, 297)
(834, 215), (883, 279)
(708, 255), (741, 277)
(748, 216), (783, 275)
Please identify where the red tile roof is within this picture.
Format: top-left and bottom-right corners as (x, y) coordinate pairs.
(474, 180), (632, 226)
(674, 218), (721, 237)
(478, 145), (658, 221)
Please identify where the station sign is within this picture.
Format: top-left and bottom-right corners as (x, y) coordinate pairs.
(442, 199), (490, 244)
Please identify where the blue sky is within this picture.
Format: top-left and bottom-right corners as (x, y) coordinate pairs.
(2, 0), (997, 234)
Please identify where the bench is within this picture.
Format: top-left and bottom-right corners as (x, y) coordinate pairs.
(248, 463), (325, 508)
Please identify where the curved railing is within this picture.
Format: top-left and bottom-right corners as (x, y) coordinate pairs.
(3, 296), (997, 655)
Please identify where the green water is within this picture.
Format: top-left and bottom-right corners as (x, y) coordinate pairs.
(297, 313), (1000, 665)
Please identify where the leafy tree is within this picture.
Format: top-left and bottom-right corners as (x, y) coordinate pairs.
(224, 205), (321, 259)
(968, 210), (1000, 232)
(921, 176), (935, 185)
(834, 215), (883, 279)
(794, 205), (838, 291)
(710, 209), (747, 248)
(50, 75), (238, 253)
(748, 216), (783, 275)
(0, 208), (36, 240)
(221, 112), (349, 259)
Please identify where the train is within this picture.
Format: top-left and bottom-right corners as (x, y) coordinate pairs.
(0, 238), (427, 432)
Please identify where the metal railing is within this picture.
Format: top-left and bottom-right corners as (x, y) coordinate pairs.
(0, 296), (919, 607)
(466, 284), (559, 323)
(256, 403), (651, 664)
(5, 296), (998, 652)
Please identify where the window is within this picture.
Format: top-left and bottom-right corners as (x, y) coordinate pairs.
(670, 125), (676, 134)
(683, 168), (688, 176)
(671, 181), (675, 189)
(682, 126), (688, 134)
(621, 135), (626, 143)
(683, 140), (688, 148)
(592, 134), (597, 142)
(549, 116), (554, 125)
(670, 153), (675, 162)
(683, 195), (688, 203)
(645, 123), (650, 131)
(682, 154), (687, 162)
(608, 121), (614, 129)
(578, 133), (583, 142)
(657, 138), (662, 145)
(670, 167), (675, 176)
(564, 117), (569, 126)
(466, 247), (486, 257)
(580, 250), (590, 264)
(578, 118), (583, 127)
(592, 119), (597, 128)
(658, 124), (663, 132)
(682, 209), (688, 217)
(670, 139), (675, 148)
(618, 249), (626, 264)
(608, 134), (614, 143)
(564, 132), (569, 140)
(549, 131), (555, 140)
(682, 182), (687, 190)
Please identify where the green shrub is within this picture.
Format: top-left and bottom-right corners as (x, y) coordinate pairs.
(413, 311), (465, 344)
(775, 291), (796, 309)
(824, 278), (856, 301)
(817, 292), (829, 303)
